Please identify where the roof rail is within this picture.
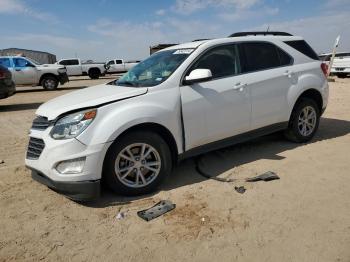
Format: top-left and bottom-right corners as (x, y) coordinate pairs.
(192, 39), (211, 42)
(229, 31), (293, 37)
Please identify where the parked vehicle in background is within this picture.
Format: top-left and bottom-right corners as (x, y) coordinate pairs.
(319, 52), (350, 78)
(0, 56), (68, 90)
(0, 65), (15, 99)
(56, 58), (107, 79)
(106, 59), (139, 74)
(26, 32), (329, 200)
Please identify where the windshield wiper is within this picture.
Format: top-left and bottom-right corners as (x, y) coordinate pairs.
(117, 81), (138, 87)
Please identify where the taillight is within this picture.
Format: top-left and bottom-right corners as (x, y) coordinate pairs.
(0, 70), (5, 80)
(321, 63), (328, 77)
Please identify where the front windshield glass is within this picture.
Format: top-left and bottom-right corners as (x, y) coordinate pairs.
(114, 49), (194, 87)
(26, 57), (42, 65)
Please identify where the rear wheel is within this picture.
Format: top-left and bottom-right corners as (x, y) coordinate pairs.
(42, 76), (58, 90)
(103, 131), (172, 196)
(284, 98), (320, 143)
(88, 68), (101, 79)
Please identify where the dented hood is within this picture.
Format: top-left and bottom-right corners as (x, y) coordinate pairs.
(36, 83), (148, 120)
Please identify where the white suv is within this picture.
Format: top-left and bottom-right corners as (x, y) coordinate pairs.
(25, 32), (329, 201)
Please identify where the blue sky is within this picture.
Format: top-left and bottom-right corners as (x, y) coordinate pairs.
(1, 0), (349, 61)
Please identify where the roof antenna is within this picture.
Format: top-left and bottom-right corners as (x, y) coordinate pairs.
(266, 26), (270, 32)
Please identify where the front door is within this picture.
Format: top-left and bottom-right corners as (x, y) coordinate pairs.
(180, 44), (251, 150)
(12, 58), (37, 85)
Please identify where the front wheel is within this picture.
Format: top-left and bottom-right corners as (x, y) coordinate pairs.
(284, 98), (320, 143)
(103, 131), (172, 196)
(42, 76), (58, 90)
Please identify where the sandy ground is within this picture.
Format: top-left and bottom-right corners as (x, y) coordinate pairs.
(0, 76), (349, 262)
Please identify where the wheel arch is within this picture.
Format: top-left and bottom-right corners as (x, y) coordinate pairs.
(293, 88), (323, 113)
(105, 122), (179, 165)
(39, 73), (58, 85)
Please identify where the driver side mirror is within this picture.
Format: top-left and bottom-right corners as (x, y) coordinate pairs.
(183, 69), (212, 85)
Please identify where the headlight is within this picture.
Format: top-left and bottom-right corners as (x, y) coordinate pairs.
(50, 109), (97, 140)
(58, 67), (67, 73)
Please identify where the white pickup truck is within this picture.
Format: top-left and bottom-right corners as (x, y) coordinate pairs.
(106, 59), (139, 74)
(56, 58), (107, 79)
(319, 52), (350, 78)
(0, 56), (68, 90)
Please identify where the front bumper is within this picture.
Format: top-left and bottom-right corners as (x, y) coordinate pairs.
(25, 128), (112, 201)
(30, 168), (100, 201)
(331, 67), (350, 74)
(58, 72), (69, 85)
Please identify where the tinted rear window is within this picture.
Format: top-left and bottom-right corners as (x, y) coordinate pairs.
(240, 42), (286, 73)
(284, 40), (319, 60)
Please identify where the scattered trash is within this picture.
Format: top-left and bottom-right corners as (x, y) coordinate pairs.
(246, 171), (280, 182)
(116, 212), (126, 220)
(137, 200), (176, 222)
(201, 217), (206, 222)
(0, 160), (4, 165)
(234, 186), (246, 194)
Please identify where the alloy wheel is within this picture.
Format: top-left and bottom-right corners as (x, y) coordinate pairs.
(114, 143), (161, 188)
(298, 106), (317, 136)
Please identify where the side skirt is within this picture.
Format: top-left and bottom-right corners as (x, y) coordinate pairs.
(178, 122), (288, 161)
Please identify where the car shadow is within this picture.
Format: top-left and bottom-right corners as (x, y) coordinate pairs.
(15, 86), (87, 93)
(0, 102), (43, 112)
(83, 117), (350, 208)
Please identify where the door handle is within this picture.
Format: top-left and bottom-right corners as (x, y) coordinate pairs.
(233, 82), (247, 91)
(283, 71), (294, 78)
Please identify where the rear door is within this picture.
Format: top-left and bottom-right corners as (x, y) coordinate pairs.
(239, 42), (294, 129)
(180, 44), (251, 150)
(59, 59), (81, 76)
(12, 58), (37, 85)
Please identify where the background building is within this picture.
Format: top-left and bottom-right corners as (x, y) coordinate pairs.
(0, 48), (56, 64)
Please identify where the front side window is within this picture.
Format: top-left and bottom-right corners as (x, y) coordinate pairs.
(115, 49), (193, 87)
(188, 44), (241, 79)
(0, 58), (11, 68)
(240, 42), (281, 73)
(59, 60), (69, 66)
(13, 58), (33, 68)
(107, 60), (115, 65)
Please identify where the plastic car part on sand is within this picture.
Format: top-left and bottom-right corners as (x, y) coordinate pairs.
(246, 171), (280, 182)
(137, 200), (176, 221)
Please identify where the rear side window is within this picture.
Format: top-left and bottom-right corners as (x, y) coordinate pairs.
(189, 44), (241, 79)
(0, 58), (11, 68)
(116, 60), (123, 64)
(284, 40), (319, 60)
(240, 42), (282, 73)
(277, 48), (293, 66)
(69, 59), (79, 65)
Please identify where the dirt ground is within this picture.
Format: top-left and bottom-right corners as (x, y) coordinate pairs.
(0, 76), (349, 262)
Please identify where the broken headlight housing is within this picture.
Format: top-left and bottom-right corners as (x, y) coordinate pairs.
(50, 109), (97, 140)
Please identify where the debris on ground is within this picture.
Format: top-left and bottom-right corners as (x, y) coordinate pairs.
(137, 200), (176, 222)
(246, 171), (280, 182)
(116, 212), (126, 220)
(0, 160), (4, 165)
(234, 186), (246, 194)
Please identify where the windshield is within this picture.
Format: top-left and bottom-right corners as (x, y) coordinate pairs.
(26, 57), (42, 65)
(113, 49), (194, 87)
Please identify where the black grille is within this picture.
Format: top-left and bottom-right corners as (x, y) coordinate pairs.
(31, 116), (50, 130)
(26, 137), (45, 159)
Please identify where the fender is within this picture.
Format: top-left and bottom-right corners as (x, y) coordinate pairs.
(76, 87), (184, 154)
(287, 69), (327, 118)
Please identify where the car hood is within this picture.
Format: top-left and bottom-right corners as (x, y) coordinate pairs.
(37, 64), (65, 70)
(36, 84), (148, 120)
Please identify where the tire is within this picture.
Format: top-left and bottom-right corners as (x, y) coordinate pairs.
(284, 98), (320, 143)
(88, 68), (100, 79)
(337, 73), (348, 79)
(42, 76), (58, 90)
(103, 131), (172, 196)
